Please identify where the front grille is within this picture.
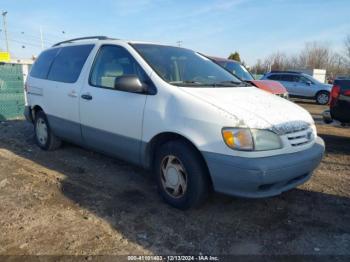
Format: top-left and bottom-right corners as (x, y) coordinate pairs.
(287, 128), (313, 147)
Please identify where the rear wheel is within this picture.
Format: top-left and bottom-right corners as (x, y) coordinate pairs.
(34, 111), (62, 150)
(154, 140), (210, 209)
(316, 91), (330, 105)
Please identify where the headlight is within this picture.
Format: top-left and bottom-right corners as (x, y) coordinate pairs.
(222, 128), (254, 151)
(251, 129), (282, 151)
(222, 128), (282, 151)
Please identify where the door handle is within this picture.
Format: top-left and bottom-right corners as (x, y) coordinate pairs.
(81, 93), (93, 100)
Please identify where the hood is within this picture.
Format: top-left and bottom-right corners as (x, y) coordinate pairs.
(181, 86), (314, 135)
(250, 80), (287, 94)
(322, 83), (332, 91)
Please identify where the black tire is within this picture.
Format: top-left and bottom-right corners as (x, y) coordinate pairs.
(154, 140), (210, 209)
(323, 118), (333, 124)
(316, 91), (330, 105)
(34, 111), (62, 151)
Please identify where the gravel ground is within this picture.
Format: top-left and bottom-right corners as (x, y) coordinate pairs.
(0, 101), (349, 256)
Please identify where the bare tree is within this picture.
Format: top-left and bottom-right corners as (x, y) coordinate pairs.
(298, 41), (331, 69)
(251, 59), (265, 74)
(344, 34), (350, 62)
(252, 39), (350, 76)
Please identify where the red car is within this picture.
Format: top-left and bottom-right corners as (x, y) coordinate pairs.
(323, 78), (350, 125)
(210, 57), (289, 99)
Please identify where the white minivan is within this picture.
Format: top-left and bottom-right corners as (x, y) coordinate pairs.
(24, 36), (325, 209)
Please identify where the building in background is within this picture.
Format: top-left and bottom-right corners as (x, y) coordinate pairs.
(290, 69), (326, 83)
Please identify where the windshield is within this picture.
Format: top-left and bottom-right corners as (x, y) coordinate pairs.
(132, 44), (244, 87)
(223, 61), (254, 81)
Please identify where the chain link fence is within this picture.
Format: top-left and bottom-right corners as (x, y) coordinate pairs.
(0, 63), (26, 121)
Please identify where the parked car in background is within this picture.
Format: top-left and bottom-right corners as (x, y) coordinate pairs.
(323, 78), (350, 125)
(210, 57), (289, 99)
(261, 71), (332, 105)
(24, 36), (325, 209)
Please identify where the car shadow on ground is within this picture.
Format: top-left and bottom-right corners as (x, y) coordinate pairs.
(290, 99), (318, 105)
(319, 134), (350, 155)
(0, 120), (349, 255)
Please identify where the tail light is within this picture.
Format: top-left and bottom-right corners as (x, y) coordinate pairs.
(330, 85), (340, 107)
(344, 90), (350, 96)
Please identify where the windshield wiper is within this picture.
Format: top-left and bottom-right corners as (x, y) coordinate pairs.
(169, 80), (204, 86)
(212, 81), (250, 87)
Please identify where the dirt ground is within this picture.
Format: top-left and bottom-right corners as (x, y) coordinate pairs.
(0, 101), (349, 256)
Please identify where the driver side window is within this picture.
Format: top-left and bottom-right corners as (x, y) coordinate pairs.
(90, 45), (147, 89)
(299, 76), (312, 84)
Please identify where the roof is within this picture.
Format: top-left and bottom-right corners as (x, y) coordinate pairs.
(52, 36), (181, 48)
(269, 70), (303, 74)
(52, 36), (117, 47)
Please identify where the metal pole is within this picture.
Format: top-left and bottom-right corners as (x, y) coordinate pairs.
(2, 11), (9, 53)
(40, 26), (44, 49)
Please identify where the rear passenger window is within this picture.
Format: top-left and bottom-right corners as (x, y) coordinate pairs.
(47, 45), (94, 83)
(30, 48), (59, 79)
(279, 74), (295, 82)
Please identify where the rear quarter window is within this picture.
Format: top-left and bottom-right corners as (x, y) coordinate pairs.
(30, 48), (59, 79)
(47, 44), (94, 83)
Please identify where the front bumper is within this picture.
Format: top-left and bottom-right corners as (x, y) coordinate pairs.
(203, 137), (325, 198)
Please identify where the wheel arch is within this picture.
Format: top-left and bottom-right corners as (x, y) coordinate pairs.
(142, 132), (213, 186)
(31, 105), (44, 119)
(315, 89), (330, 97)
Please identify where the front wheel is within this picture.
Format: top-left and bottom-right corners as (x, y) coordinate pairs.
(316, 91), (330, 105)
(154, 140), (210, 209)
(34, 111), (62, 151)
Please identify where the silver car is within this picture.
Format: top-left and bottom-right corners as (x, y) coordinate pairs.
(261, 71), (332, 105)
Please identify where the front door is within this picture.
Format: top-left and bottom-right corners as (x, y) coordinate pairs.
(295, 75), (315, 97)
(79, 45), (148, 165)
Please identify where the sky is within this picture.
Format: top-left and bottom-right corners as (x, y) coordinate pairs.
(1, 0), (350, 65)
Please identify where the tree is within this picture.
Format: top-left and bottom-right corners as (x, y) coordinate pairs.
(251, 39), (350, 76)
(228, 52), (241, 62)
(345, 34), (350, 64)
(297, 41), (332, 69)
(251, 59), (265, 74)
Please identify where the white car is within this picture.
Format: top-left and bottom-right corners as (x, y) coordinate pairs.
(24, 36), (325, 209)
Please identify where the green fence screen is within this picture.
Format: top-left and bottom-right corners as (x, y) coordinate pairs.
(0, 63), (25, 121)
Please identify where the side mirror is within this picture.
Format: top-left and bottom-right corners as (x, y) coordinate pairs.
(306, 81), (312, 86)
(114, 75), (147, 94)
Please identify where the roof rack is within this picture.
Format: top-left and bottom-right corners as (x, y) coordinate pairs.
(270, 70), (302, 74)
(52, 36), (116, 47)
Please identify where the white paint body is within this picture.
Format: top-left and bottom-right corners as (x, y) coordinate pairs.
(25, 39), (318, 161)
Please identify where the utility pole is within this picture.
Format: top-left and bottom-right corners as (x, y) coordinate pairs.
(40, 26), (44, 49)
(176, 40), (183, 47)
(1, 11), (9, 53)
